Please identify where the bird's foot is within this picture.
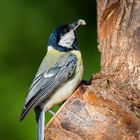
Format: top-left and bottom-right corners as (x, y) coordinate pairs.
(48, 109), (56, 116)
(82, 79), (91, 85)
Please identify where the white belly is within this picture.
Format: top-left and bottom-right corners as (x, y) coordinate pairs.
(42, 60), (83, 112)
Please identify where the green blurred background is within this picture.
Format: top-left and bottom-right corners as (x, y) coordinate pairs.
(0, 0), (99, 139)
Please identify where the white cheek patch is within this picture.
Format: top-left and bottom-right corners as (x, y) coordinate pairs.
(58, 30), (75, 48)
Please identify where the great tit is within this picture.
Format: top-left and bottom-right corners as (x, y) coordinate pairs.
(20, 19), (86, 140)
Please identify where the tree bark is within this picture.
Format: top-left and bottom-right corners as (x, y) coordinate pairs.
(44, 0), (140, 139)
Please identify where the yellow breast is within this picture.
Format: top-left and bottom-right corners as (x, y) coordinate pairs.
(42, 50), (83, 111)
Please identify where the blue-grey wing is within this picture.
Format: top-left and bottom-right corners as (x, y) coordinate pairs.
(20, 54), (77, 121)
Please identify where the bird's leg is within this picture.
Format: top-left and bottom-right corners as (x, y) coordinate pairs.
(35, 107), (45, 140)
(47, 109), (55, 116)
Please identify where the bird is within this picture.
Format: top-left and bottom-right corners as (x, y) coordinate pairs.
(20, 19), (86, 140)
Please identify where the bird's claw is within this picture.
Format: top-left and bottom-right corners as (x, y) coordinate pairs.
(48, 110), (56, 116)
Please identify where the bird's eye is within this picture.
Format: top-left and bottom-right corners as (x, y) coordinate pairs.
(64, 28), (69, 33)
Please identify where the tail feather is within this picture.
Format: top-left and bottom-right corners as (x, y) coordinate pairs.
(35, 107), (45, 140)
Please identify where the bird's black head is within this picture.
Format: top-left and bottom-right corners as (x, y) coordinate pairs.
(48, 19), (86, 52)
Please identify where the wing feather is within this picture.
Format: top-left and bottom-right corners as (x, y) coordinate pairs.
(20, 54), (77, 121)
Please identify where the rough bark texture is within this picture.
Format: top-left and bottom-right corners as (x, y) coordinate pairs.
(44, 0), (140, 139)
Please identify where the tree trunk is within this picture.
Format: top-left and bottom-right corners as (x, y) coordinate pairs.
(44, 0), (140, 139)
